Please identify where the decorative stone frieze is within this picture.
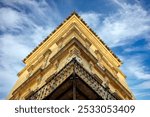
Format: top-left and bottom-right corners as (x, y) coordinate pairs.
(27, 58), (116, 100)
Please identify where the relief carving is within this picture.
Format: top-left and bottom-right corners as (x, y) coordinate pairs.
(103, 77), (110, 89)
(69, 47), (80, 57)
(68, 47), (82, 63)
(54, 60), (59, 71)
(95, 50), (105, 69)
(85, 39), (91, 49)
(36, 76), (42, 85)
(112, 67), (118, 78)
(16, 93), (21, 100)
(56, 38), (64, 49)
(42, 49), (52, 69)
(27, 65), (34, 76)
(89, 61), (94, 73)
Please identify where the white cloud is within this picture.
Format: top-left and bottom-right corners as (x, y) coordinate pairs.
(1, 0), (61, 25)
(124, 47), (141, 52)
(133, 81), (150, 89)
(132, 91), (150, 99)
(80, 12), (101, 29)
(0, 7), (52, 35)
(0, 34), (31, 60)
(80, 0), (150, 47)
(99, 0), (150, 47)
(120, 55), (150, 80)
(0, 0), (60, 99)
(0, 34), (28, 99)
(0, 7), (22, 31)
(119, 55), (150, 99)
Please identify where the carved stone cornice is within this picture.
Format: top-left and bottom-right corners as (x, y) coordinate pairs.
(11, 38), (132, 100)
(23, 12), (121, 65)
(74, 59), (116, 100)
(28, 59), (75, 100)
(11, 68), (43, 99)
(27, 58), (117, 100)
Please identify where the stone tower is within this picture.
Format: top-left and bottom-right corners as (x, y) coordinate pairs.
(8, 12), (134, 100)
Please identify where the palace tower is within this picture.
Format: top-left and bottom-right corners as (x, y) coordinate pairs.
(8, 12), (134, 100)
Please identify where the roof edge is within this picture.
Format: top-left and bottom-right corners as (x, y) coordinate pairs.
(23, 11), (122, 64)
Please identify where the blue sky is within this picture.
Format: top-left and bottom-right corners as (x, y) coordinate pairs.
(0, 0), (150, 100)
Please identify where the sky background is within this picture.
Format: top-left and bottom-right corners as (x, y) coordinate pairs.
(0, 0), (150, 100)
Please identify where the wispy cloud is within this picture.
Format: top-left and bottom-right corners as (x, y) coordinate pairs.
(101, 0), (150, 47)
(0, 7), (24, 32)
(132, 81), (150, 89)
(80, 12), (101, 29)
(81, 0), (150, 47)
(120, 55), (150, 80)
(0, 0), (61, 99)
(132, 91), (150, 99)
(119, 54), (150, 99)
(124, 47), (142, 52)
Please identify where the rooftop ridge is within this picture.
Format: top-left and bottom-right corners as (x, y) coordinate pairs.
(23, 12), (122, 64)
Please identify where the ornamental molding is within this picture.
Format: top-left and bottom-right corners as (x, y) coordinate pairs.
(11, 38), (132, 99)
(27, 58), (117, 100)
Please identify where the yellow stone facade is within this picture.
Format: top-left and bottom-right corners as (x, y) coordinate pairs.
(7, 12), (135, 100)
